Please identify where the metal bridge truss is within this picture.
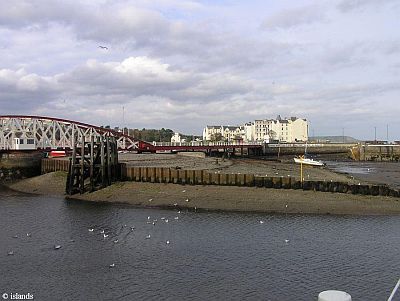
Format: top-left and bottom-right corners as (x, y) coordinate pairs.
(0, 115), (147, 151)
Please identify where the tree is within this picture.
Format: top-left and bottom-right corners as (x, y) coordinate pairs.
(210, 133), (223, 142)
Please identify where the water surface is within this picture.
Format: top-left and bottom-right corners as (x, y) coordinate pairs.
(1, 193), (399, 300)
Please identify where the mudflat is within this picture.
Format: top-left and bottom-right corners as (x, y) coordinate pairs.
(8, 171), (400, 215)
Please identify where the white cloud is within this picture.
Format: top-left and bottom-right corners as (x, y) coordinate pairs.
(337, 0), (399, 12)
(261, 4), (325, 30)
(0, 1), (399, 138)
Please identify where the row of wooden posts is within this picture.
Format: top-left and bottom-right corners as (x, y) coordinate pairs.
(41, 159), (400, 197)
(121, 165), (400, 197)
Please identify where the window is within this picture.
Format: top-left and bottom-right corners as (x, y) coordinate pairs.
(19, 139), (24, 144)
(27, 139), (35, 144)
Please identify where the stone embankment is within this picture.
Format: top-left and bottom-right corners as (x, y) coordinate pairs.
(0, 151), (43, 182)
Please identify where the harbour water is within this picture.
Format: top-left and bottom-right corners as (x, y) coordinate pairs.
(1, 190), (399, 300)
(325, 161), (400, 189)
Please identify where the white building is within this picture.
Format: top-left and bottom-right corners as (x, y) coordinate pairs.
(243, 122), (255, 142)
(254, 116), (308, 142)
(203, 125), (244, 142)
(203, 126), (223, 141)
(13, 137), (36, 150)
(223, 126), (244, 142)
(171, 132), (182, 143)
(203, 116), (308, 143)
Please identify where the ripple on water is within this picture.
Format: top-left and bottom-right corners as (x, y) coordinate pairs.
(0, 195), (399, 300)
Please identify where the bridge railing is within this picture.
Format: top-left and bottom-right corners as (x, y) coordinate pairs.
(151, 141), (264, 147)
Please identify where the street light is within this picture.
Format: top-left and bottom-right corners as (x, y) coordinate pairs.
(342, 127), (345, 143)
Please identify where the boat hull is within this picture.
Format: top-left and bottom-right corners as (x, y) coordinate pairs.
(294, 157), (325, 166)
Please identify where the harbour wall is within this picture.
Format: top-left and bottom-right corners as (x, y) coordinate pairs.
(262, 143), (354, 156)
(351, 145), (400, 161)
(41, 159), (400, 197)
(0, 151), (43, 181)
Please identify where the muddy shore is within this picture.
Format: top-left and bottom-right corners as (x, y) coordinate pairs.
(7, 170), (400, 215)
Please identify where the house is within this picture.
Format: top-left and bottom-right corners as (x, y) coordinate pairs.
(171, 133), (182, 143)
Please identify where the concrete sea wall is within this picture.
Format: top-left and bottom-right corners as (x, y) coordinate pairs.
(41, 159), (400, 198)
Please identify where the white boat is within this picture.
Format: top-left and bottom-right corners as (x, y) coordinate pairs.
(294, 142), (325, 166)
(294, 156), (325, 166)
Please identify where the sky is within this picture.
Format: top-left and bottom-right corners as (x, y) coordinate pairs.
(0, 0), (399, 140)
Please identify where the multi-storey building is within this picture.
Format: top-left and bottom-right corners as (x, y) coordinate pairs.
(203, 116), (308, 143)
(203, 125), (244, 142)
(254, 116), (308, 142)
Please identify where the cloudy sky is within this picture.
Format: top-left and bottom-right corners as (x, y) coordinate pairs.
(0, 0), (399, 139)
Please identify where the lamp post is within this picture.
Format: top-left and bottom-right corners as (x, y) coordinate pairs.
(342, 127), (345, 143)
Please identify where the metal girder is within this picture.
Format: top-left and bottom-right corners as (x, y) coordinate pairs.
(0, 115), (141, 150)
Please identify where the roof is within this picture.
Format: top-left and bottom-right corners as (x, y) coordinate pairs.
(224, 126), (241, 130)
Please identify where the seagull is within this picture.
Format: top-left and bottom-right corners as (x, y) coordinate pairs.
(259, 221), (264, 224)
(88, 228), (94, 232)
(114, 239), (119, 243)
(54, 245), (61, 250)
(284, 239), (290, 243)
(177, 211), (181, 214)
(285, 204), (288, 208)
(165, 219), (169, 223)
(103, 234), (109, 239)
(174, 217), (179, 220)
(130, 226), (135, 231)
(182, 190), (186, 193)
(161, 217), (165, 220)
(174, 203), (178, 206)
(147, 216), (151, 220)
(7, 251), (14, 256)
(185, 198), (189, 202)
(148, 198), (153, 202)
(100, 229), (105, 234)
(152, 222), (156, 225)
(166, 240), (170, 245)
(146, 235), (151, 239)
(70, 239), (75, 242)
(26, 233), (31, 237)
(98, 45), (108, 50)
(109, 263), (115, 268)
(13, 235), (18, 239)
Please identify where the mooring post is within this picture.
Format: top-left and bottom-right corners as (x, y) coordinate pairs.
(100, 136), (105, 187)
(68, 139), (77, 195)
(106, 135), (111, 185)
(90, 135), (94, 192)
(80, 136), (85, 194)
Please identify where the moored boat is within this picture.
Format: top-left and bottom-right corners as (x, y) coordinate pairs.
(294, 156), (325, 166)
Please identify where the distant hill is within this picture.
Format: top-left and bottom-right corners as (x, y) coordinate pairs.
(309, 136), (360, 143)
